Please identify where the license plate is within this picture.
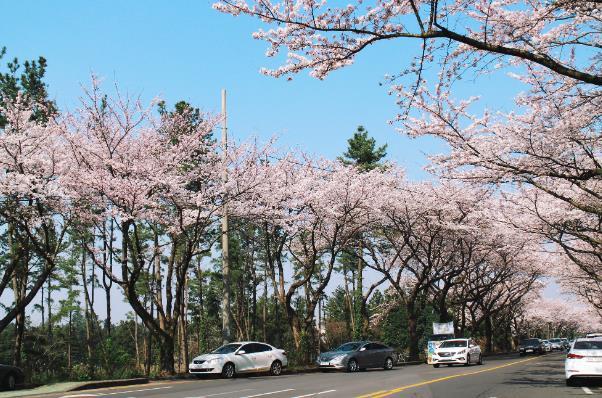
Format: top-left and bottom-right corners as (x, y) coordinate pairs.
(526, 349), (533, 352)
(586, 357), (602, 362)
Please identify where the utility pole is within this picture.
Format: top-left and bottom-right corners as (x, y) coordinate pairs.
(221, 89), (232, 345)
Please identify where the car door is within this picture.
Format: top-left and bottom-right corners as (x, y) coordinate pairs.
(355, 343), (371, 368)
(468, 340), (479, 363)
(374, 343), (393, 368)
(234, 344), (258, 372)
(364, 343), (381, 368)
(255, 343), (274, 371)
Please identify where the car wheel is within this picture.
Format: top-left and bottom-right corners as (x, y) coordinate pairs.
(384, 357), (394, 370)
(347, 359), (359, 372)
(477, 354), (483, 365)
(222, 363), (235, 379)
(433, 364), (440, 368)
(270, 360), (282, 376)
(4, 373), (16, 390)
(464, 354), (471, 366)
(566, 378), (576, 387)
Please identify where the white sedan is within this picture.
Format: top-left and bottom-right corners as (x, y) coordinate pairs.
(189, 342), (287, 378)
(431, 338), (483, 368)
(565, 337), (602, 386)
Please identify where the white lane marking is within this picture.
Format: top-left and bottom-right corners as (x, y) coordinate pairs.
(60, 395), (99, 398)
(101, 386), (172, 396)
(183, 389), (256, 398)
(582, 387), (594, 394)
(288, 389), (337, 398)
(240, 389), (294, 398)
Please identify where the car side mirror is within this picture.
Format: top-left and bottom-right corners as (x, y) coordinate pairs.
(237, 350), (246, 355)
(360, 347), (366, 351)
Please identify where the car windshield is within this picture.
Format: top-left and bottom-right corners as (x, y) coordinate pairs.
(549, 339), (561, 343)
(574, 341), (602, 350)
(334, 342), (363, 352)
(439, 340), (467, 348)
(520, 339), (539, 345)
(211, 344), (242, 354)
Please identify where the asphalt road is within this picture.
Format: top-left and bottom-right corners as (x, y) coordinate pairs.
(25, 353), (602, 398)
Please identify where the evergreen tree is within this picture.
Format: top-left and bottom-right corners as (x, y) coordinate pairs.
(339, 126), (387, 339)
(339, 126), (387, 171)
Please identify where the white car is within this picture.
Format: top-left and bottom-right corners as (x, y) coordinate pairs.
(431, 338), (483, 368)
(565, 337), (602, 386)
(586, 333), (602, 338)
(189, 341), (288, 378)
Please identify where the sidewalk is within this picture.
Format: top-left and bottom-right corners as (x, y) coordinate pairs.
(0, 378), (148, 398)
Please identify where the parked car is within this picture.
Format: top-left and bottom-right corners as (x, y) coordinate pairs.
(548, 338), (564, 351)
(317, 341), (395, 372)
(542, 340), (552, 352)
(431, 338), (483, 368)
(0, 364), (24, 391)
(586, 333), (602, 338)
(560, 338), (571, 350)
(565, 337), (602, 386)
(188, 342), (287, 378)
(519, 338), (545, 356)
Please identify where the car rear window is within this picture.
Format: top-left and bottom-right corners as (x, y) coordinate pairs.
(574, 341), (602, 350)
(520, 339), (539, 345)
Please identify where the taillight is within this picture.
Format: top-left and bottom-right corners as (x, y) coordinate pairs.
(567, 353), (584, 359)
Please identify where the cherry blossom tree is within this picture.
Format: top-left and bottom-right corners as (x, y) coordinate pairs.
(515, 297), (602, 339)
(213, 0), (601, 309)
(0, 98), (71, 334)
(213, 0), (601, 85)
(361, 181), (490, 359)
(60, 81), (226, 374)
(230, 154), (398, 360)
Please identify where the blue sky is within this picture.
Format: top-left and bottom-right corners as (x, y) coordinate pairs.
(1, 0), (524, 179)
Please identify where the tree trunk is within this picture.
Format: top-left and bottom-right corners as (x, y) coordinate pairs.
(68, 310), (72, 376)
(160, 335), (175, 374)
(47, 277), (52, 340)
(12, 276), (25, 368)
(144, 327), (152, 377)
(407, 311), (420, 361)
(262, 267), (267, 342)
(485, 316), (493, 353)
(342, 263), (354, 339)
(135, 315), (140, 370)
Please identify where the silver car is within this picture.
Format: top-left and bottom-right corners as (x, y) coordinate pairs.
(317, 341), (395, 372)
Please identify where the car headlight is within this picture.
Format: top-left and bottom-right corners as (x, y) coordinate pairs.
(457, 349), (466, 355)
(332, 355), (346, 364)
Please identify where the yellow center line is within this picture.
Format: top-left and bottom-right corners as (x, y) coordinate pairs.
(359, 357), (539, 398)
(356, 390), (388, 398)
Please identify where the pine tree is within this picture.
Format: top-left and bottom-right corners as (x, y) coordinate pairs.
(339, 126), (387, 339)
(339, 126), (387, 171)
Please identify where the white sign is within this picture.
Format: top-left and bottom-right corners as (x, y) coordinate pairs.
(433, 322), (454, 335)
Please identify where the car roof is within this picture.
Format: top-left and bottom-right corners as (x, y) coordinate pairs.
(576, 337), (602, 342)
(227, 341), (274, 346)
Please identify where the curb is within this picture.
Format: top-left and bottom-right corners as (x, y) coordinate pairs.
(69, 378), (149, 391)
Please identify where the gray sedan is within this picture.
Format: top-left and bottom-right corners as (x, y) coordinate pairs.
(317, 341), (395, 372)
